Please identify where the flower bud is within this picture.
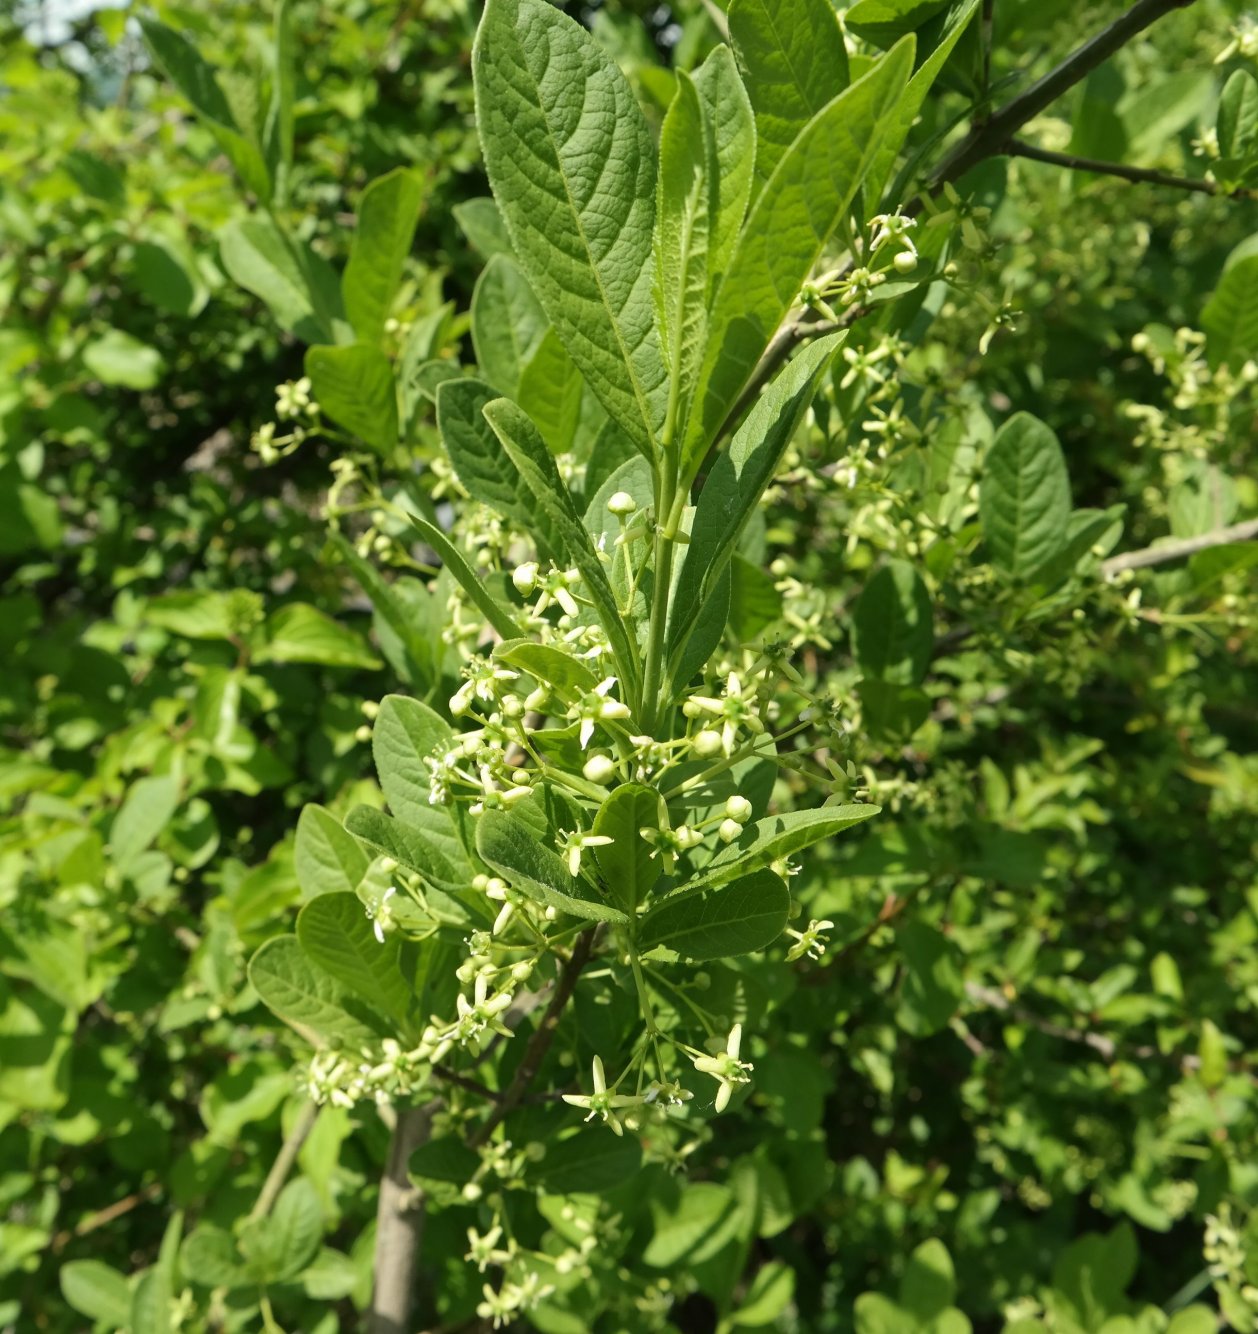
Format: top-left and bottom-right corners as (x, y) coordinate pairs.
(893, 250), (918, 274)
(512, 561), (540, 596)
(607, 491), (637, 516)
(724, 795), (753, 824)
(692, 729), (723, 757)
(718, 818), (743, 843)
(583, 754), (616, 784)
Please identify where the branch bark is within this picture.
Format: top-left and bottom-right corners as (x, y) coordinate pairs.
(1008, 138), (1257, 200)
(1101, 517), (1258, 575)
(248, 1099), (319, 1222)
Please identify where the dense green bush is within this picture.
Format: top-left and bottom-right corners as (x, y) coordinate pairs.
(2, 1), (1256, 1331)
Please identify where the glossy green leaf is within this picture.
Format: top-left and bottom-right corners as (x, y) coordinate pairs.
(474, 0), (667, 457)
(729, 554), (783, 641)
(471, 253), (549, 395)
(476, 809), (630, 924)
(305, 343), (398, 455)
(333, 534), (438, 687)
(494, 639), (600, 696)
(979, 413), (1072, 579)
(295, 892), (415, 1033)
(682, 39), (914, 474)
(728, 0), (849, 185)
(852, 559), (933, 685)
(453, 196), (514, 258)
(261, 0), (295, 203)
(639, 868), (789, 959)
(527, 1127), (642, 1194)
(248, 935), (388, 1047)
(343, 168), (425, 345)
(238, 1178), (322, 1283)
(83, 329), (164, 389)
(295, 805), (369, 899)
(372, 694), (453, 822)
(591, 783), (662, 914)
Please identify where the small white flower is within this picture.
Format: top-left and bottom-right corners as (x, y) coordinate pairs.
(692, 1023), (753, 1113)
(561, 1055), (641, 1135)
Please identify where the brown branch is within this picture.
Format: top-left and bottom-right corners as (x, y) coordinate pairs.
(470, 927), (597, 1150)
(51, 1183), (162, 1253)
(248, 1099), (319, 1222)
(1102, 517), (1258, 575)
(1008, 138), (1258, 200)
(368, 1098), (441, 1334)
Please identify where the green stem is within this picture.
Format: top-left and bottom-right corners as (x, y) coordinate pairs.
(638, 480), (681, 732)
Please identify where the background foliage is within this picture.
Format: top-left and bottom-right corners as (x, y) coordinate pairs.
(1, 0), (1257, 1331)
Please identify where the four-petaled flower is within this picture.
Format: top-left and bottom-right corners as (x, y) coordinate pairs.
(561, 1055), (641, 1135)
(692, 1023), (753, 1113)
(557, 828), (613, 877)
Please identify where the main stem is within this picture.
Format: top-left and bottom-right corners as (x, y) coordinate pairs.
(639, 470), (680, 732)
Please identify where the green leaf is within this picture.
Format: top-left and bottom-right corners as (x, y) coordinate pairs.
(408, 513), (523, 643)
(248, 935), (389, 1047)
(527, 1127), (643, 1194)
(979, 413), (1072, 580)
(295, 805), (369, 898)
(482, 398), (641, 688)
(897, 920), (964, 1036)
(518, 327), (585, 455)
(83, 329), (164, 389)
(333, 534), (438, 687)
(181, 1226), (248, 1290)
(639, 867), (789, 959)
(111, 774), (180, 874)
(591, 783), (662, 914)
(729, 555), (783, 641)
(474, 0), (667, 458)
(682, 39), (914, 474)
(343, 807), (474, 898)
(728, 0), (849, 185)
(900, 1238), (957, 1321)
(372, 694), (454, 822)
(305, 343), (398, 455)
(238, 1179), (322, 1284)
(255, 602), (381, 670)
(1219, 70), (1258, 159)
(219, 215), (344, 343)
(494, 640), (600, 696)
(1202, 255), (1258, 369)
(669, 332), (844, 676)
(845, 0), (952, 46)
(296, 893), (415, 1033)
(130, 1267), (173, 1334)
(691, 44), (756, 292)
(146, 590), (245, 640)
(476, 809), (630, 924)
(471, 253), (549, 396)
(59, 1260), (133, 1326)
(1198, 1018), (1228, 1089)
(343, 168), (425, 345)
(654, 72), (713, 435)
(863, 0), (980, 208)
(453, 196), (514, 258)
(680, 804), (882, 895)
(262, 0), (295, 203)
(732, 1261), (795, 1327)
(852, 559), (933, 685)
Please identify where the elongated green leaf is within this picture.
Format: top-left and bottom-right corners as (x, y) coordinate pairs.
(729, 554), (783, 640)
(482, 398), (640, 689)
(295, 805), (369, 899)
(978, 413), (1072, 580)
(678, 804), (882, 896)
(255, 603), (381, 669)
(471, 253), (549, 395)
(692, 45), (756, 294)
(592, 783), (662, 914)
(295, 892), (415, 1033)
(238, 1179), (322, 1284)
(219, 215), (344, 343)
(1219, 70), (1258, 159)
(408, 513), (523, 643)
(852, 559), (933, 686)
(248, 935), (388, 1047)
(343, 168), (425, 345)
(494, 640), (600, 696)
(372, 694), (453, 822)
(305, 344), (398, 455)
(262, 0), (295, 204)
(668, 332), (844, 675)
(654, 73), (712, 434)
(333, 534), (437, 687)
(682, 40), (914, 474)
(60, 1260), (133, 1327)
(527, 1126), (642, 1194)
(640, 868), (789, 959)
(454, 196), (514, 258)
(343, 807), (473, 897)
(476, 809), (630, 924)
(111, 773), (180, 873)
(845, 0), (952, 45)
(897, 920), (964, 1036)
(1202, 255), (1258, 369)
(863, 0), (980, 208)
(728, 0), (849, 185)
(518, 327), (584, 455)
(474, 0), (667, 457)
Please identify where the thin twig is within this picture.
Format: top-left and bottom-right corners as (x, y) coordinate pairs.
(470, 928), (597, 1149)
(1102, 518), (1258, 575)
(1009, 138), (1258, 200)
(431, 1065), (503, 1102)
(249, 1100), (319, 1222)
(51, 1183), (162, 1253)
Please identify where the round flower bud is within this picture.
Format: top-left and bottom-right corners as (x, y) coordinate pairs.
(512, 561), (540, 596)
(692, 729), (723, 757)
(718, 818), (743, 843)
(893, 250), (918, 274)
(724, 795), (753, 824)
(583, 754), (616, 784)
(380, 857), (398, 873)
(607, 491), (637, 516)
(462, 1181), (483, 1201)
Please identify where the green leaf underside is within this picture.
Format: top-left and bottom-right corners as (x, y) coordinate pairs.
(295, 804), (369, 898)
(692, 45), (757, 297)
(979, 412), (1072, 579)
(476, 809), (630, 924)
(343, 806), (473, 896)
(471, 252), (549, 395)
(248, 935), (388, 1046)
(682, 38), (915, 476)
(728, 0), (850, 186)
(640, 868), (790, 959)
(408, 513), (523, 644)
(474, 0), (667, 458)
(372, 694), (453, 823)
